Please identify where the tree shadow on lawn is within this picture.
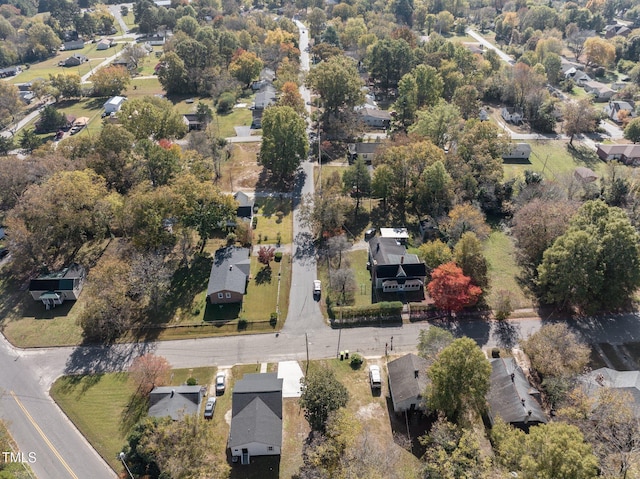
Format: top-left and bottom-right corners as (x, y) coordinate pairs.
(568, 144), (602, 169)
(255, 266), (272, 285)
(55, 372), (106, 396)
(257, 197), (292, 217)
(120, 392), (149, 435)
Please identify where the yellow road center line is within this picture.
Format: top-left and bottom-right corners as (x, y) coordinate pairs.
(10, 391), (79, 479)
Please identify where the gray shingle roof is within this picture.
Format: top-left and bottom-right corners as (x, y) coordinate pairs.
(580, 367), (640, 416)
(229, 373), (283, 448)
(369, 237), (421, 266)
(206, 247), (250, 296)
(487, 358), (546, 427)
(148, 385), (203, 421)
(388, 354), (429, 406)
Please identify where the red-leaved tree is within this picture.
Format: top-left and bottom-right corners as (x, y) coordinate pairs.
(427, 262), (482, 315)
(258, 246), (275, 268)
(129, 353), (171, 395)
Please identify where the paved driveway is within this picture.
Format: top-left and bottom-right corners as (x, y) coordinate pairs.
(277, 361), (304, 397)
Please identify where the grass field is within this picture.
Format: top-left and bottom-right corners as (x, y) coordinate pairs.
(243, 253), (292, 323)
(503, 139), (606, 181)
(316, 248), (372, 309)
(254, 197), (293, 246)
(124, 77), (164, 97)
(215, 107), (253, 138)
(217, 143), (262, 191)
(483, 230), (532, 310)
(50, 366), (218, 473)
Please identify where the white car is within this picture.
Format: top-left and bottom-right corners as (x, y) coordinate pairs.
(313, 280), (321, 297)
(369, 365), (381, 390)
(215, 372), (226, 394)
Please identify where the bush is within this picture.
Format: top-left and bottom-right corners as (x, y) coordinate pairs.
(252, 217), (258, 229)
(186, 377), (197, 386)
(226, 232), (237, 245)
(276, 211), (284, 223)
(276, 232), (281, 246)
(237, 318), (248, 330)
(270, 312), (277, 326)
(217, 92), (236, 113)
(491, 348), (500, 358)
(494, 289), (514, 321)
(350, 353), (363, 369)
(274, 252), (283, 262)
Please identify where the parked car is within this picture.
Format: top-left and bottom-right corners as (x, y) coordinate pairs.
(369, 365), (381, 390)
(215, 372), (226, 394)
(313, 280), (321, 299)
(204, 396), (216, 419)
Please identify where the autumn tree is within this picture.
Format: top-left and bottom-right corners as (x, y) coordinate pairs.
(306, 55), (364, 117)
(583, 36), (616, 67)
(259, 105), (308, 184)
(412, 64), (443, 108)
(537, 200), (640, 311)
(326, 234), (351, 269)
(511, 198), (578, 272)
(300, 367), (349, 432)
(277, 81), (305, 115)
(427, 337), (491, 421)
(6, 169), (111, 272)
(128, 251), (173, 314)
(300, 189), (351, 239)
(342, 156), (371, 221)
(229, 50), (263, 88)
(414, 160), (454, 219)
(90, 65), (131, 97)
(48, 73), (82, 100)
(453, 232), (489, 289)
(522, 323), (590, 379)
(418, 240), (453, 273)
(120, 43), (148, 71)
(129, 354), (171, 395)
(258, 246), (275, 267)
(119, 96), (188, 140)
(78, 256), (137, 342)
(427, 262), (482, 315)
(443, 203), (490, 244)
(393, 73), (418, 129)
(125, 415), (230, 479)
(330, 267), (356, 305)
(409, 99), (461, 148)
(417, 326), (454, 365)
(563, 97), (600, 146)
(492, 420), (598, 479)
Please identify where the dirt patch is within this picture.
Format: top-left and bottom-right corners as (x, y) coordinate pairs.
(217, 143), (262, 191)
(356, 402), (384, 420)
(281, 398), (310, 479)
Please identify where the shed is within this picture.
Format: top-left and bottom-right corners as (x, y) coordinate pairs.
(104, 96), (126, 114)
(574, 167), (598, 183)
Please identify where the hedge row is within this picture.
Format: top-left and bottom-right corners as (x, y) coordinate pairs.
(330, 301), (403, 319)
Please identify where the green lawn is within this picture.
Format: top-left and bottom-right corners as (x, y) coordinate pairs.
(214, 107), (252, 138)
(503, 139), (606, 181)
(483, 230), (532, 310)
(254, 198), (293, 245)
(50, 367), (218, 473)
(243, 253), (292, 323)
(317, 248), (372, 309)
(124, 77), (164, 97)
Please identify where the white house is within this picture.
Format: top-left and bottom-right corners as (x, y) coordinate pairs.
(501, 107), (523, 125)
(228, 373), (283, 465)
(104, 96), (126, 114)
(583, 81), (615, 102)
(604, 100), (636, 123)
(96, 38), (113, 50)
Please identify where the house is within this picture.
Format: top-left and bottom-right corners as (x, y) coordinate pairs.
(579, 368), (640, 417)
(564, 67), (592, 86)
(347, 141), (383, 164)
(604, 100), (636, 123)
(596, 144), (640, 166)
(206, 247), (251, 304)
(0, 66), (21, 78)
(379, 227), (409, 244)
(487, 358), (547, 432)
(103, 96), (126, 114)
(368, 236), (427, 293)
(251, 84), (276, 128)
(29, 264), (86, 310)
(388, 354), (429, 414)
(148, 385), (204, 420)
(358, 108), (391, 129)
(574, 166), (598, 183)
(111, 58), (133, 70)
(96, 38), (113, 50)
(502, 143), (532, 162)
(501, 107), (523, 125)
(583, 81), (615, 102)
(234, 191), (254, 219)
(182, 113), (203, 131)
(604, 23), (632, 38)
(63, 40), (85, 51)
(18, 91), (35, 104)
(60, 54), (88, 67)
(229, 373), (283, 464)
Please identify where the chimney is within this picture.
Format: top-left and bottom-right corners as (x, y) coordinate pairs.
(401, 255), (404, 264)
(414, 370), (419, 378)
